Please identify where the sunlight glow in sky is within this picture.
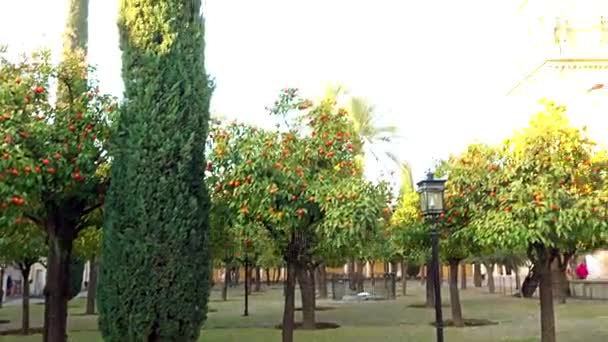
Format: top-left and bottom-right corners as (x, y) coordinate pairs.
(1, 0), (605, 189)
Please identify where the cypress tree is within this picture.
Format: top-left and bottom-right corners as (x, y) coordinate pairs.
(98, 0), (212, 341)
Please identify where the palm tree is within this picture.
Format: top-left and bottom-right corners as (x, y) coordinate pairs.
(322, 83), (402, 171)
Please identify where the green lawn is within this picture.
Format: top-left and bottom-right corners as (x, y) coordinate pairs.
(1, 282), (607, 341)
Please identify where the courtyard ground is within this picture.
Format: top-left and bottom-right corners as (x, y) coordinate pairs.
(0, 281), (607, 341)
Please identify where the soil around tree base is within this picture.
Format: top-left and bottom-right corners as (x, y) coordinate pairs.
(294, 306), (334, 311)
(430, 318), (498, 328)
(275, 322), (340, 330)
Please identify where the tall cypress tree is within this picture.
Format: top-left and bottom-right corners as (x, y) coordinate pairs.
(98, 0), (212, 341)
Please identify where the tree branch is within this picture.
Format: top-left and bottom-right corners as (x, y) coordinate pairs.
(81, 202), (103, 218)
(23, 212), (43, 228)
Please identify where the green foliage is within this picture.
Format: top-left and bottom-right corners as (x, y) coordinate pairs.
(470, 102), (608, 254)
(207, 89), (391, 267)
(98, 0), (213, 341)
(74, 225), (101, 261)
(0, 50), (114, 228)
(389, 169), (427, 263)
(437, 144), (502, 261)
(0, 223), (46, 268)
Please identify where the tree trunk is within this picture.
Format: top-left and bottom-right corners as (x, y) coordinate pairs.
(347, 259), (356, 290)
(316, 264), (328, 299)
(43, 223), (73, 342)
(390, 261), (398, 274)
(420, 264), (426, 285)
(426, 262), (435, 307)
(515, 267), (521, 290)
(551, 254), (571, 304)
(297, 265), (316, 330)
(448, 260), (464, 327)
(244, 262), (249, 316)
(355, 260), (364, 292)
(247, 265), (253, 295)
(474, 263), (482, 287)
(19, 264), (32, 335)
(485, 263), (495, 294)
(222, 263), (230, 301)
(537, 250), (556, 342)
(0, 268), (4, 308)
(367, 261), (375, 290)
(85, 257), (97, 315)
(401, 260), (407, 296)
(460, 263), (467, 290)
(266, 268), (271, 287)
(255, 267), (262, 292)
(282, 261), (297, 342)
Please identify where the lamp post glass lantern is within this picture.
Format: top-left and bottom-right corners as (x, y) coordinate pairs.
(417, 172), (446, 342)
(417, 172), (446, 216)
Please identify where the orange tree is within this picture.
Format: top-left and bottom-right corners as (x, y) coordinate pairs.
(0, 50), (114, 337)
(73, 213), (102, 316)
(470, 102), (608, 342)
(0, 222), (46, 334)
(207, 89), (391, 342)
(389, 173), (428, 297)
(433, 143), (506, 326)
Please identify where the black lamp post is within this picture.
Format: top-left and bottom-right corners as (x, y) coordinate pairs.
(243, 254), (249, 317)
(417, 172), (446, 342)
(243, 240), (253, 317)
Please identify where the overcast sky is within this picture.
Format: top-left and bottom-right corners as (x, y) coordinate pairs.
(3, 0), (604, 189)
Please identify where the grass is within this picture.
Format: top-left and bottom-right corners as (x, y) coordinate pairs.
(1, 282), (607, 341)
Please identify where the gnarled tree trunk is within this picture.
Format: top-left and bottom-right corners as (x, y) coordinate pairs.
(448, 260), (464, 327)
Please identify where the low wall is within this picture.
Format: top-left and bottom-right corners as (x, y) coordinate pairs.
(569, 279), (608, 300)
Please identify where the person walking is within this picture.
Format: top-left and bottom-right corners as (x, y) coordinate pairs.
(576, 260), (589, 280)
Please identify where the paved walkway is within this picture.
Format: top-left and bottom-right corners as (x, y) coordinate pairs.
(1, 291), (86, 306)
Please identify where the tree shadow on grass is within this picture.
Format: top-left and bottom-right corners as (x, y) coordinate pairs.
(294, 306), (334, 311)
(430, 318), (498, 327)
(275, 322), (341, 330)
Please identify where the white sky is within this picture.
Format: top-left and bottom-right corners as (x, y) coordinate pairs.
(1, 0), (604, 188)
